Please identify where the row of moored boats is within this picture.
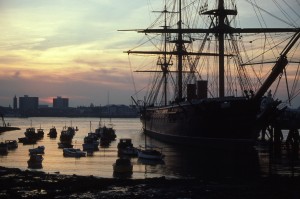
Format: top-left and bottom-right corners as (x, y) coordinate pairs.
(2, 122), (165, 175)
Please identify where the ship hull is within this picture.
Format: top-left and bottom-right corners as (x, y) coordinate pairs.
(141, 97), (262, 147)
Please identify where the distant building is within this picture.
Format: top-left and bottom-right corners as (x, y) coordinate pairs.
(13, 95), (17, 109)
(19, 95), (39, 112)
(53, 96), (69, 108)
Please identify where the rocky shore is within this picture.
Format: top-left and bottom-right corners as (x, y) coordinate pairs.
(0, 166), (300, 198)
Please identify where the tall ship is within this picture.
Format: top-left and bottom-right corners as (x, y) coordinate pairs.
(123, 0), (300, 146)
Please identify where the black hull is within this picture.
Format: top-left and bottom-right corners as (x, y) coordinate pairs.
(0, 127), (20, 133)
(141, 97), (264, 146)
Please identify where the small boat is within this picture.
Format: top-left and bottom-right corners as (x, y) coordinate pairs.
(96, 125), (116, 142)
(113, 158), (133, 174)
(5, 140), (18, 150)
(36, 125), (44, 138)
(24, 127), (37, 139)
(0, 126), (20, 133)
(117, 139), (138, 156)
(47, 127), (57, 138)
(120, 147), (139, 156)
(60, 126), (75, 142)
(82, 124), (99, 151)
(82, 136), (99, 151)
(29, 146), (45, 155)
(27, 154), (43, 169)
(0, 142), (8, 155)
(63, 148), (86, 157)
(18, 137), (37, 145)
(58, 142), (73, 149)
(138, 146), (165, 160)
(100, 138), (110, 147)
(117, 138), (133, 149)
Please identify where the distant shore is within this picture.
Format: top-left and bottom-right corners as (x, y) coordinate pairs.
(1, 166), (300, 199)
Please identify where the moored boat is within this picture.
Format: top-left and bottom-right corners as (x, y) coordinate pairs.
(82, 123), (99, 151)
(29, 146), (45, 155)
(5, 140), (18, 150)
(58, 142), (73, 149)
(27, 154), (43, 169)
(60, 126), (75, 142)
(48, 127), (57, 138)
(36, 125), (44, 138)
(63, 148), (86, 158)
(113, 158), (133, 174)
(117, 139), (138, 156)
(82, 135), (99, 151)
(138, 146), (164, 160)
(123, 0), (300, 146)
(0, 142), (8, 155)
(18, 137), (37, 145)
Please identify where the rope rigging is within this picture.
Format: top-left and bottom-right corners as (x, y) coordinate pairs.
(127, 0), (300, 108)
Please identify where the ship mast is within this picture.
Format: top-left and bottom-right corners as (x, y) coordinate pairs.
(177, 0), (183, 100)
(218, 0), (225, 97)
(163, 5), (168, 106)
(122, 0), (300, 102)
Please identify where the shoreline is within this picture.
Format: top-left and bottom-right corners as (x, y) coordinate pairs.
(1, 166), (300, 198)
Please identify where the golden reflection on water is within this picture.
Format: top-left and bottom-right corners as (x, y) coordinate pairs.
(0, 117), (163, 179)
(1, 117), (300, 179)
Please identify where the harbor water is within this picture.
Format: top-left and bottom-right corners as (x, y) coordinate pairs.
(1, 117), (300, 179)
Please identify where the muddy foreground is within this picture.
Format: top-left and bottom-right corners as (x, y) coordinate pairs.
(0, 166), (300, 198)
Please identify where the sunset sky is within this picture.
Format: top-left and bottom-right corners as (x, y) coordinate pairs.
(0, 0), (299, 107)
(0, 0), (158, 107)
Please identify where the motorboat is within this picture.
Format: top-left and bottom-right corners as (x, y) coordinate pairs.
(117, 139), (138, 156)
(18, 137), (37, 145)
(58, 142), (73, 149)
(120, 147), (139, 156)
(0, 142), (8, 155)
(117, 138), (134, 149)
(63, 148), (86, 158)
(60, 126), (75, 142)
(29, 146), (45, 155)
(138, 146), (165, 160)
(36, 125), (44, 138)
(48, 127), (57, 138)
(96, 125), (116, 142)
(5, 140), (18, 150)
(27, 154), (43, 169)
(113, 158), (133, 174)
(82, 133), (99, 151)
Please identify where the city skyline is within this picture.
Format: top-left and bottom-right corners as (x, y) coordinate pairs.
(0, 0), (155, 107)
(7, 94), (129, 108)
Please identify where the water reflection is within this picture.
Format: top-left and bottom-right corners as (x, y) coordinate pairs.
(162, 146), (260, 179)
(257, 141), (300, 177)
(1, 118), (300, 179)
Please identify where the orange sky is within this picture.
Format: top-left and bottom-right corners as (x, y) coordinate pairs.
(0, 0), (300, 108)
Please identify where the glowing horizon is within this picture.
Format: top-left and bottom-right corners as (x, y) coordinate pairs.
(1, 0), (300, 108)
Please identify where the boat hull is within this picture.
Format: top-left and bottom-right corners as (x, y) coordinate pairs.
(0, 127), (20, 133)
(141, 98), (263, 147)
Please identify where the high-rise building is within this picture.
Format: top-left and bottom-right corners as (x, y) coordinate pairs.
(53, 96), (69, 108)
(19, 95), (38, 112)
(13, 95), (17, 109)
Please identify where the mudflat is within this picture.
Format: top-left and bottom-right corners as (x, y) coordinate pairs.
(0, 166), (299, 198)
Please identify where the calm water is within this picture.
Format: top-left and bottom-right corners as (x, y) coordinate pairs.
(1, 117), (300, 179)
